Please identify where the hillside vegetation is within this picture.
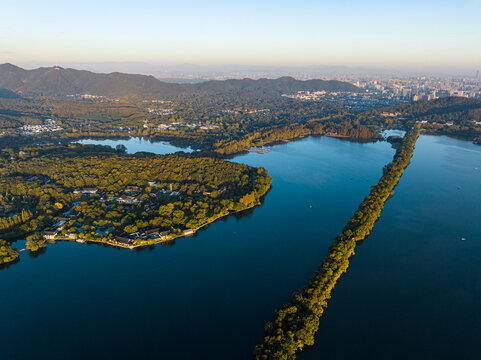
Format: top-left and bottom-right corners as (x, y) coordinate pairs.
(0, 63), (359, 98)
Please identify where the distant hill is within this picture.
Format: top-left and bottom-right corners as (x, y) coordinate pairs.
(0, 63), (359, 98)
(0, 63), (182, 98)
(193, 76), (359, 95)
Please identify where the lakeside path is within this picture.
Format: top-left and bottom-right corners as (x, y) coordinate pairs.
(254, 126), (421, 360)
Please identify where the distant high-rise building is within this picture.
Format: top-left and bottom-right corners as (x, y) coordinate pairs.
(476, 70), (479, 79)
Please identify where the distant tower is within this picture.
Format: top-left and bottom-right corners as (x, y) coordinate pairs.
(476, 70), (479, 79)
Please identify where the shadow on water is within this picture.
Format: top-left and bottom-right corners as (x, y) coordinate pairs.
(235, 186), (271, 221)
(297, 249), (359, 357)
(28, 246), (47, 258)
(0, 257), (20, 270)
(160, 239), (176, 248)
(161, 186), (272, 249)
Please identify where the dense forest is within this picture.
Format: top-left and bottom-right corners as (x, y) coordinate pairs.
(212, 119), (377, 155)
(0, 144), (272, 251)
(355, 97), (481, 143)
(0, 239), (19, 265)
(253, 126), (421, 360)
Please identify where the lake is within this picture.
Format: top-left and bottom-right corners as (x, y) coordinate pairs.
(300, 135), (481, 360)
(75, 137), (193, 154)
(1, 135), (480, 360)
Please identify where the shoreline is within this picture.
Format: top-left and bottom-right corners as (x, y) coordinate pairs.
(18, 189), (270, 253)
(93, 200), (266, 250)
(220, 133), (380, 159)
(253, 126), (421, 359)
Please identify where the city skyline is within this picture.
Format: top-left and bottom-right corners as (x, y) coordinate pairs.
(1, 0), (480, 75)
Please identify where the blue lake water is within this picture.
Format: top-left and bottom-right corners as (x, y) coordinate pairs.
(75, 137), (193, 154)
(300, 135), (481, 360)
(1, 135), (480, 359)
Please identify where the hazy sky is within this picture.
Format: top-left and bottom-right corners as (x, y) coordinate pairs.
(1, 0), (480, 73)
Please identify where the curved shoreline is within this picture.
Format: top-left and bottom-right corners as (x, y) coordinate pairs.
(8, 187), (271, 259)
(75, 200), (268, 250)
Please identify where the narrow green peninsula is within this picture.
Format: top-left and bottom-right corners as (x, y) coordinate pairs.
(254, 126), (421, 360)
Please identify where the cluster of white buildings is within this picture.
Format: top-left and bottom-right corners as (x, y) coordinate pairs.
(282, 91), (327, 101)
(146, 108), (175, 116)
(143, 100), (175, 116)
(19, 119), (63, 135)
(415, 120), (455, 126)
(416, 119), (481, 127)
(282, 75), (481, 109)
(67, 94), (119, 102)
(156, 122), (219, 131)
(283, 91), (400, 110)
(142, 100), (173, 104)
(222, 108), (270, 115)
(199, 124), (220, 130)
(68, 93), (105, 100)
(346, 76), (481, 101)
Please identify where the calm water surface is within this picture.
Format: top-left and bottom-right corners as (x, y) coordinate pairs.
(300, 135), (481, 360)
(1, 135), (480, 360)
(76, 137), (193, 154)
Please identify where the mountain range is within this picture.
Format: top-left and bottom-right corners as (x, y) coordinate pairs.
(0, 63), (359, 98)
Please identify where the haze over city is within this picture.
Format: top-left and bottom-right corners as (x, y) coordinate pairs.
(1, 0), (480, 76)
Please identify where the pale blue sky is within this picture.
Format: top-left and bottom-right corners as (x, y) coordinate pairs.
(1, 0), (480, 72)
